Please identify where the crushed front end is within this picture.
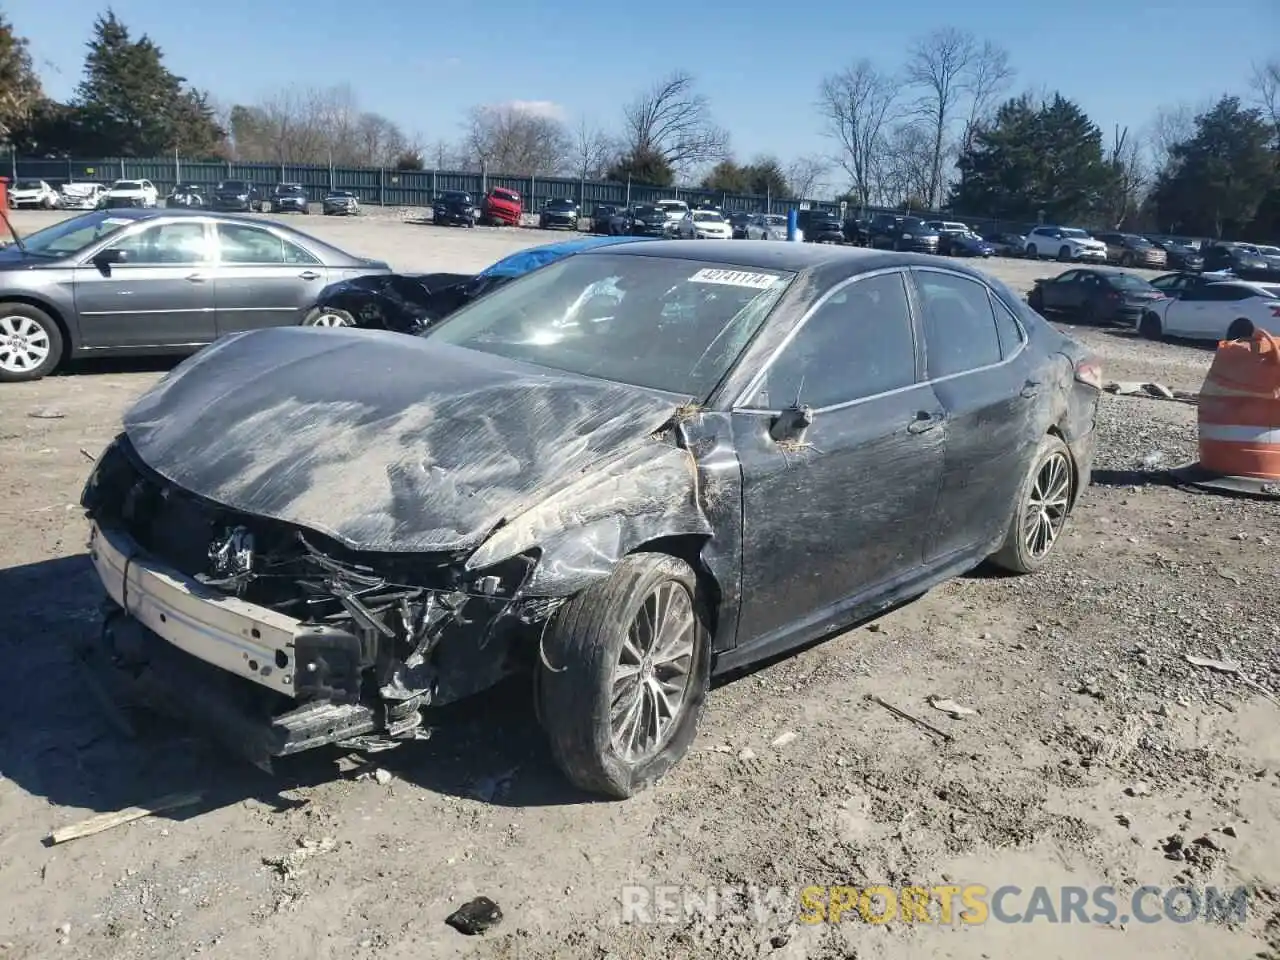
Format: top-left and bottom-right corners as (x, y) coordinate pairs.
(79, 435), (561, 768)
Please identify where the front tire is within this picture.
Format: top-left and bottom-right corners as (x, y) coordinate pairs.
(1058, 245), (1073, 262)
(1227, 318), (1254, 340)
(990, 434), (1075, 574)
(1026, 244), (1038, 259)
(302, 306), (356, 328)
(1138, 312), (1163, 340)
(538, 552), (712, 799)
(0, 303), (63, 382)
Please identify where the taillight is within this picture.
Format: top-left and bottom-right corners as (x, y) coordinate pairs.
(1075, 358), (1103, 389)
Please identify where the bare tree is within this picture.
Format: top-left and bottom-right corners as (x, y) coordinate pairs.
(904, 27), (977, 209)
(230, 84), (412, 166)
(958, 40), (1014, 155)
(817, 59), (899, 209)
(570, 117), (615, 180)
(462, 102), (570, 177)
(622, 71), (729, 173)
(785, 155), (830, 200)
(1145, 102), (1196, 174)
(879, 122), (934, 207)
(1251, 59), (1280, 136)
(1102, 125), (1148, 227)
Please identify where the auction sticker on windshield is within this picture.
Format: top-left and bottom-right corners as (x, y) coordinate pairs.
(689, 268), (783, 289)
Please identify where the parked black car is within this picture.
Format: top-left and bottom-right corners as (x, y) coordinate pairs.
(540, 198), (580, 230)
(868, 214), (940, 254)
(984, 233), (1027, 258)
(842, 217), (870, 246)
(1200, 242), (1273, 279)
(209, 179), (263, 213)
(729, 211), (753, 239)
(628, 204), (669, 237)
(0, 208), (392, 382)
(1027, 268), (1166, 325)
(797, 209), (844, 243)
(270, 183), (309, 214)
(432, 191), (476, 227)
(165, 182), (206, 208)
(78, 240), (1099, 799)
(590, 204), (628, 235)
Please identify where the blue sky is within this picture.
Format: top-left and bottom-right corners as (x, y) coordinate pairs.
(7, 0), (1276, 182)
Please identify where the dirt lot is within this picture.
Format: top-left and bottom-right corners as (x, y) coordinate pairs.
(0, 210), (1277, 960)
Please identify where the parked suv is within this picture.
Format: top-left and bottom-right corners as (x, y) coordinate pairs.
(539, 198), (580, 230)
(1023, 226), (1107, 262)
(797, 209), (844, 243)
(270, 182), (309, 214)
(433, 191), (477, 227)
(867, 214), (940, 253)
(481, 187), (522, 226)
(627, 204), (668, 237)
(210, 180), (263, 212)
(1093, 232), (1167, 269)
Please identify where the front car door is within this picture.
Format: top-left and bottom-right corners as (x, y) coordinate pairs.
(71, 218), (218, 349)
(731, 269), (946, 657)
(212, 221), (330, 336)
(1040, 270), (1080, 310)
(911, 267), (1044, 563)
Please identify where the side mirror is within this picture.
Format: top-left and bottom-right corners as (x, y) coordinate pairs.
(769, 404), (814, 444)
(93, 248), (128, 267)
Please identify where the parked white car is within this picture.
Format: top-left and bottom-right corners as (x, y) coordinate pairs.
(655, 199), (689, 229)
(676, 209), (733, 239)
(8, 179), (60, 209)
(1139, 278), (1280, 342)
(1024, 226), (1108, 262)
(103, 178), (159, 209)
(59, 180), (108, 210)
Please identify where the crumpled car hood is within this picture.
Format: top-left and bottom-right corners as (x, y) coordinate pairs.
(120, 327), (685, 554)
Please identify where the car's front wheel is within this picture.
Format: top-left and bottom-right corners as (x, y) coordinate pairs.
(1138, 311), (1163, 340)
(302, 306), (356, 328)
(1026, 244), (1038, 259)
(0, 303), (63, 382)
(538, 552), (712, 799)
(990, 434), (1075, 574)
(1058, 245), (1073, 262)
(1227, 318), (1254, 340)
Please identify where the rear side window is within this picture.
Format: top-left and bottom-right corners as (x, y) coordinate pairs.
(756, 272), (917, 409)
(915, 271), (1002, 378)
(990, 295), (1025, 360)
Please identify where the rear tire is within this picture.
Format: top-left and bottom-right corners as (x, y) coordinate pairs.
(0, 302), (63, 383)
(1227, 318), (1254, 340)
(538, 552), (712, 799)
(990, 434), (1075, 575)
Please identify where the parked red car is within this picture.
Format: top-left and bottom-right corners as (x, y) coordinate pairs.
(481, 188), (523, 226)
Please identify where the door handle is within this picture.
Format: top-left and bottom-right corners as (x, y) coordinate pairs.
(907, 411), (943, 434)
(1020, 379), (1042, 398)
(298, 271), (321, 281)
(185, 272), (207, 283)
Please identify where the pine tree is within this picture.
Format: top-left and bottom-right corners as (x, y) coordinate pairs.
(0, 12), (43, 140)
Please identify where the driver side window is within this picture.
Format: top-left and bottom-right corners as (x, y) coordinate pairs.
(750, 271), (917, 410)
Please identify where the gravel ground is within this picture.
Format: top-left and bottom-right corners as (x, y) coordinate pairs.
(0, 210), (1276, 960)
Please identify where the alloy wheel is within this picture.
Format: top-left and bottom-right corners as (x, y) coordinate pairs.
(308, 311), (354, 328)
(0, 314), (51, 374)
(1022, 452), (1071, 559)
(609, 582), (696, 764)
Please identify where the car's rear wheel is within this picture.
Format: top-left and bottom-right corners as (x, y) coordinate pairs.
(1227, 318), (1254, 340)
(538, 552), (712, 799)
(0, 303), (63, 382)
(990, 434), (1075, 574)
(1121, 252), (1134, 267)
(302, 306), (355, 328)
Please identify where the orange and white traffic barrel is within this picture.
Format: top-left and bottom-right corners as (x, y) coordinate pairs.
(1173, 329), (1280, 498)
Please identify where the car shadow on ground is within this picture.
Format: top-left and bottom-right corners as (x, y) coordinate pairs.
(0, 553), (604, 823)
(55, 355), (184, 378)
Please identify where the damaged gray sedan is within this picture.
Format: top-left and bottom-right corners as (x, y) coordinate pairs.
(80, 240), (1101, 798)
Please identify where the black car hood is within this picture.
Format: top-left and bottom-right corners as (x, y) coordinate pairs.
(121, 327), (685, 554)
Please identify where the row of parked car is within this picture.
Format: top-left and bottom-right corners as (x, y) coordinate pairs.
(7, 177), (365, 216)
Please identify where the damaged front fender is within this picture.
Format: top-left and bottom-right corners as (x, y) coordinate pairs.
(466, 439), (712, 595)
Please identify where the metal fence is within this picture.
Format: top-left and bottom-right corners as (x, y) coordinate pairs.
(7, 154), (1035, 236)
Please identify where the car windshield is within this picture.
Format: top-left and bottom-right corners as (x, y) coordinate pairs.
(13, 210), (135, 258)
(13, 180), (41, 190)
(493, 190), (519, 200)
(276, 184), (302, 193)
(423, 253), (794, 397)
(693, 212), (724, 222)
(634, 206), (662, 217)
(903, 218), (930, 230)
(765, 215), (786, 226)
(218, 181), (247, 190)
(113, 181), (145, 190)
(1125, 236), (1153, 247)
(1060, 228), (1089, 238)
(547, 200), (576, 210)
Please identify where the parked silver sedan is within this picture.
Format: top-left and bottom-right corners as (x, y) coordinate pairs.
(0, 208), (390, 382)
(744, 213), (788, 240)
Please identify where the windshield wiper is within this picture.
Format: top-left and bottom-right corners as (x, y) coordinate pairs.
(0, 205), (28, 255)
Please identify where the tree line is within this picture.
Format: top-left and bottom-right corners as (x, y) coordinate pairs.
(0, 11), (1275, 238)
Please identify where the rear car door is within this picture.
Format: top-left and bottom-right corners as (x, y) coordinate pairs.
(912, 267), (1042, 563)
(212, 221), (330, 335)
(71, 219), (218, 349)
(733, 270), (946, 651)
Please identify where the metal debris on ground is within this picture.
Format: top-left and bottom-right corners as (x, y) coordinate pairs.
(770, 731), (798, 748)
(1103, 381), (1197, 404)
(27, 408), (65, 419)
(445, 896), (503, 935)
(867, 695), (955, 743)
(45, 790), (204, 846)
(1184, 654), (1280, 705)
(927, 695), (978, 719)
